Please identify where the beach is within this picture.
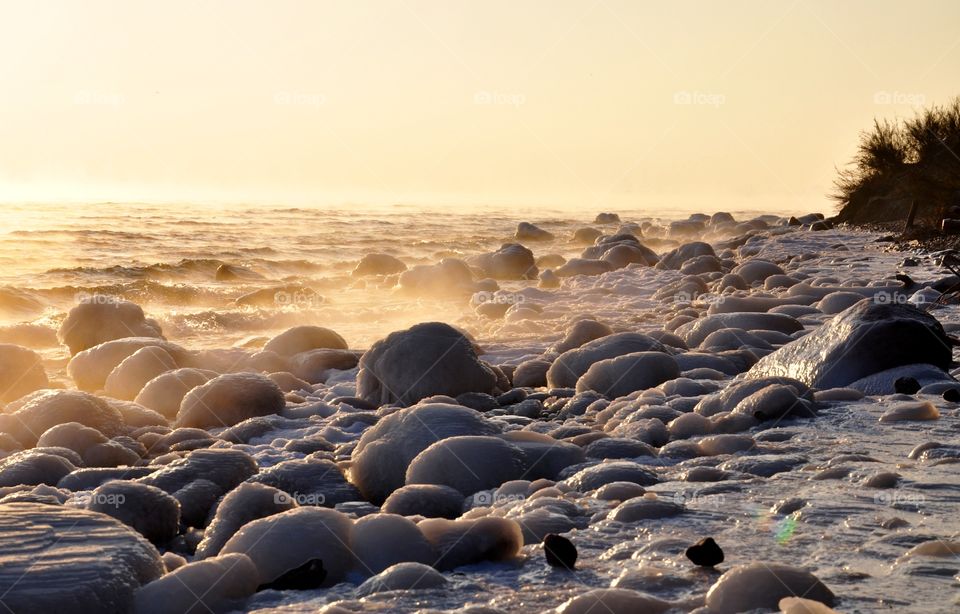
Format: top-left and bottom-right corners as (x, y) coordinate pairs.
(0, 207), (958, 613)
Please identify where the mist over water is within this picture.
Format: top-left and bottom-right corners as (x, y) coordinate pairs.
(0, 201), (802, 351)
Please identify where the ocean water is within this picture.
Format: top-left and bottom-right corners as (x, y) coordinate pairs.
(0, 201), (801, 352)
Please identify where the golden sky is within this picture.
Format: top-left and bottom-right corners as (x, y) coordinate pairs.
(1, 0), (958, 212)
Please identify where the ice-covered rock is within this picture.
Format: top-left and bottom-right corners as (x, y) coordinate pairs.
(0, 502), (163, 612)
(745, 300), (952, 389)
(356, 562), (447, 596)
(221, 506), (354, 586)
(134, 368), (216, 419)
(104, 346), (178, 401)
(263, 325), (348, 357)
(547, 333), (668, 389)
(176, 372), (285, 429)
(86, 480), (180, 544)
(406, 435), (527, 495)
(0, 389), (124, 447)
(357, 322), (498, 406)
(704, 562), (835, 613)
(58, 298), (164, 355)
(133, 553), (259, 614)
(575, 352), (680, 398)
(350, 403), (498, 503)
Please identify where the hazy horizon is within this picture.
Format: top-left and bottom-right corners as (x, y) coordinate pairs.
(2, 0), (959, 214)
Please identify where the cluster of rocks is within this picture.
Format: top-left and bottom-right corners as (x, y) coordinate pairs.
(1, 210), (956, 613)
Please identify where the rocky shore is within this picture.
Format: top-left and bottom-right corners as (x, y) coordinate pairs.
(0, 212), (958, 613)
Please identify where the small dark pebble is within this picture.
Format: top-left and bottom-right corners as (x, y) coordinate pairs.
(943, 389), (960, 403)
(543, 533), (577, 570)
(686, 537), (724, 567)
(894, 377), (921, 395)
(259, 558), (327, 591)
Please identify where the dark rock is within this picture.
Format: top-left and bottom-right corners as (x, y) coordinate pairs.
(894, 376), (921, 394)
(258, 558), (327, 591)
(745, 300), (952, 389)
(686, 537), (724, 567)
(544, 533), (577, 570)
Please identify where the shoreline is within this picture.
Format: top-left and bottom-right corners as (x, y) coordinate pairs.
(0, 213), (958, 613)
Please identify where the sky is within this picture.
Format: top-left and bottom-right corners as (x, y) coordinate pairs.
(0, 0), (958, 213)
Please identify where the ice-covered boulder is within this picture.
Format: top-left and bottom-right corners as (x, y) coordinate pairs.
(196, 482), (297, 559)
(138, 448), (258, 495)
(87, 481), (180, 544)
(58, 298), (163, 355)
(469, 243), (538, 280)
(675, 313), (804, 347)
(176, 372), (285, 429)
(357, 322), (498, 406)
(0, 389), (124, 447)
(516, 221), (554, 241)
(381, 484), (464, 519)
(547, 333), (668, 389)
(246, 457), (361, 507)
(134, 368), (215, 420)
(575, 352), (680, 398)
(0, 502), (163, 612)
(351, 513), (435, 574)
(397, 259), (480, 297)
(705, 562), (835, 613)
(406, 435), (527, 495)
(350, 402), (498, 504)
(353, 253), (407, 277)
(418, 516), (523, 570)
(134, 553), (259, 614)
(221, 506), (354, 586)
(745, 300), (952, 389)
(356, 562), (447, 596)
(104, 346), (178, 401)
(67, 337), (190, 392)
(0, 450), (76, 487)
(263, 325), (348, 357)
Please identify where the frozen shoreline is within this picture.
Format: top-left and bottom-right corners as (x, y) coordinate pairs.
(1, 214), (959, 613)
